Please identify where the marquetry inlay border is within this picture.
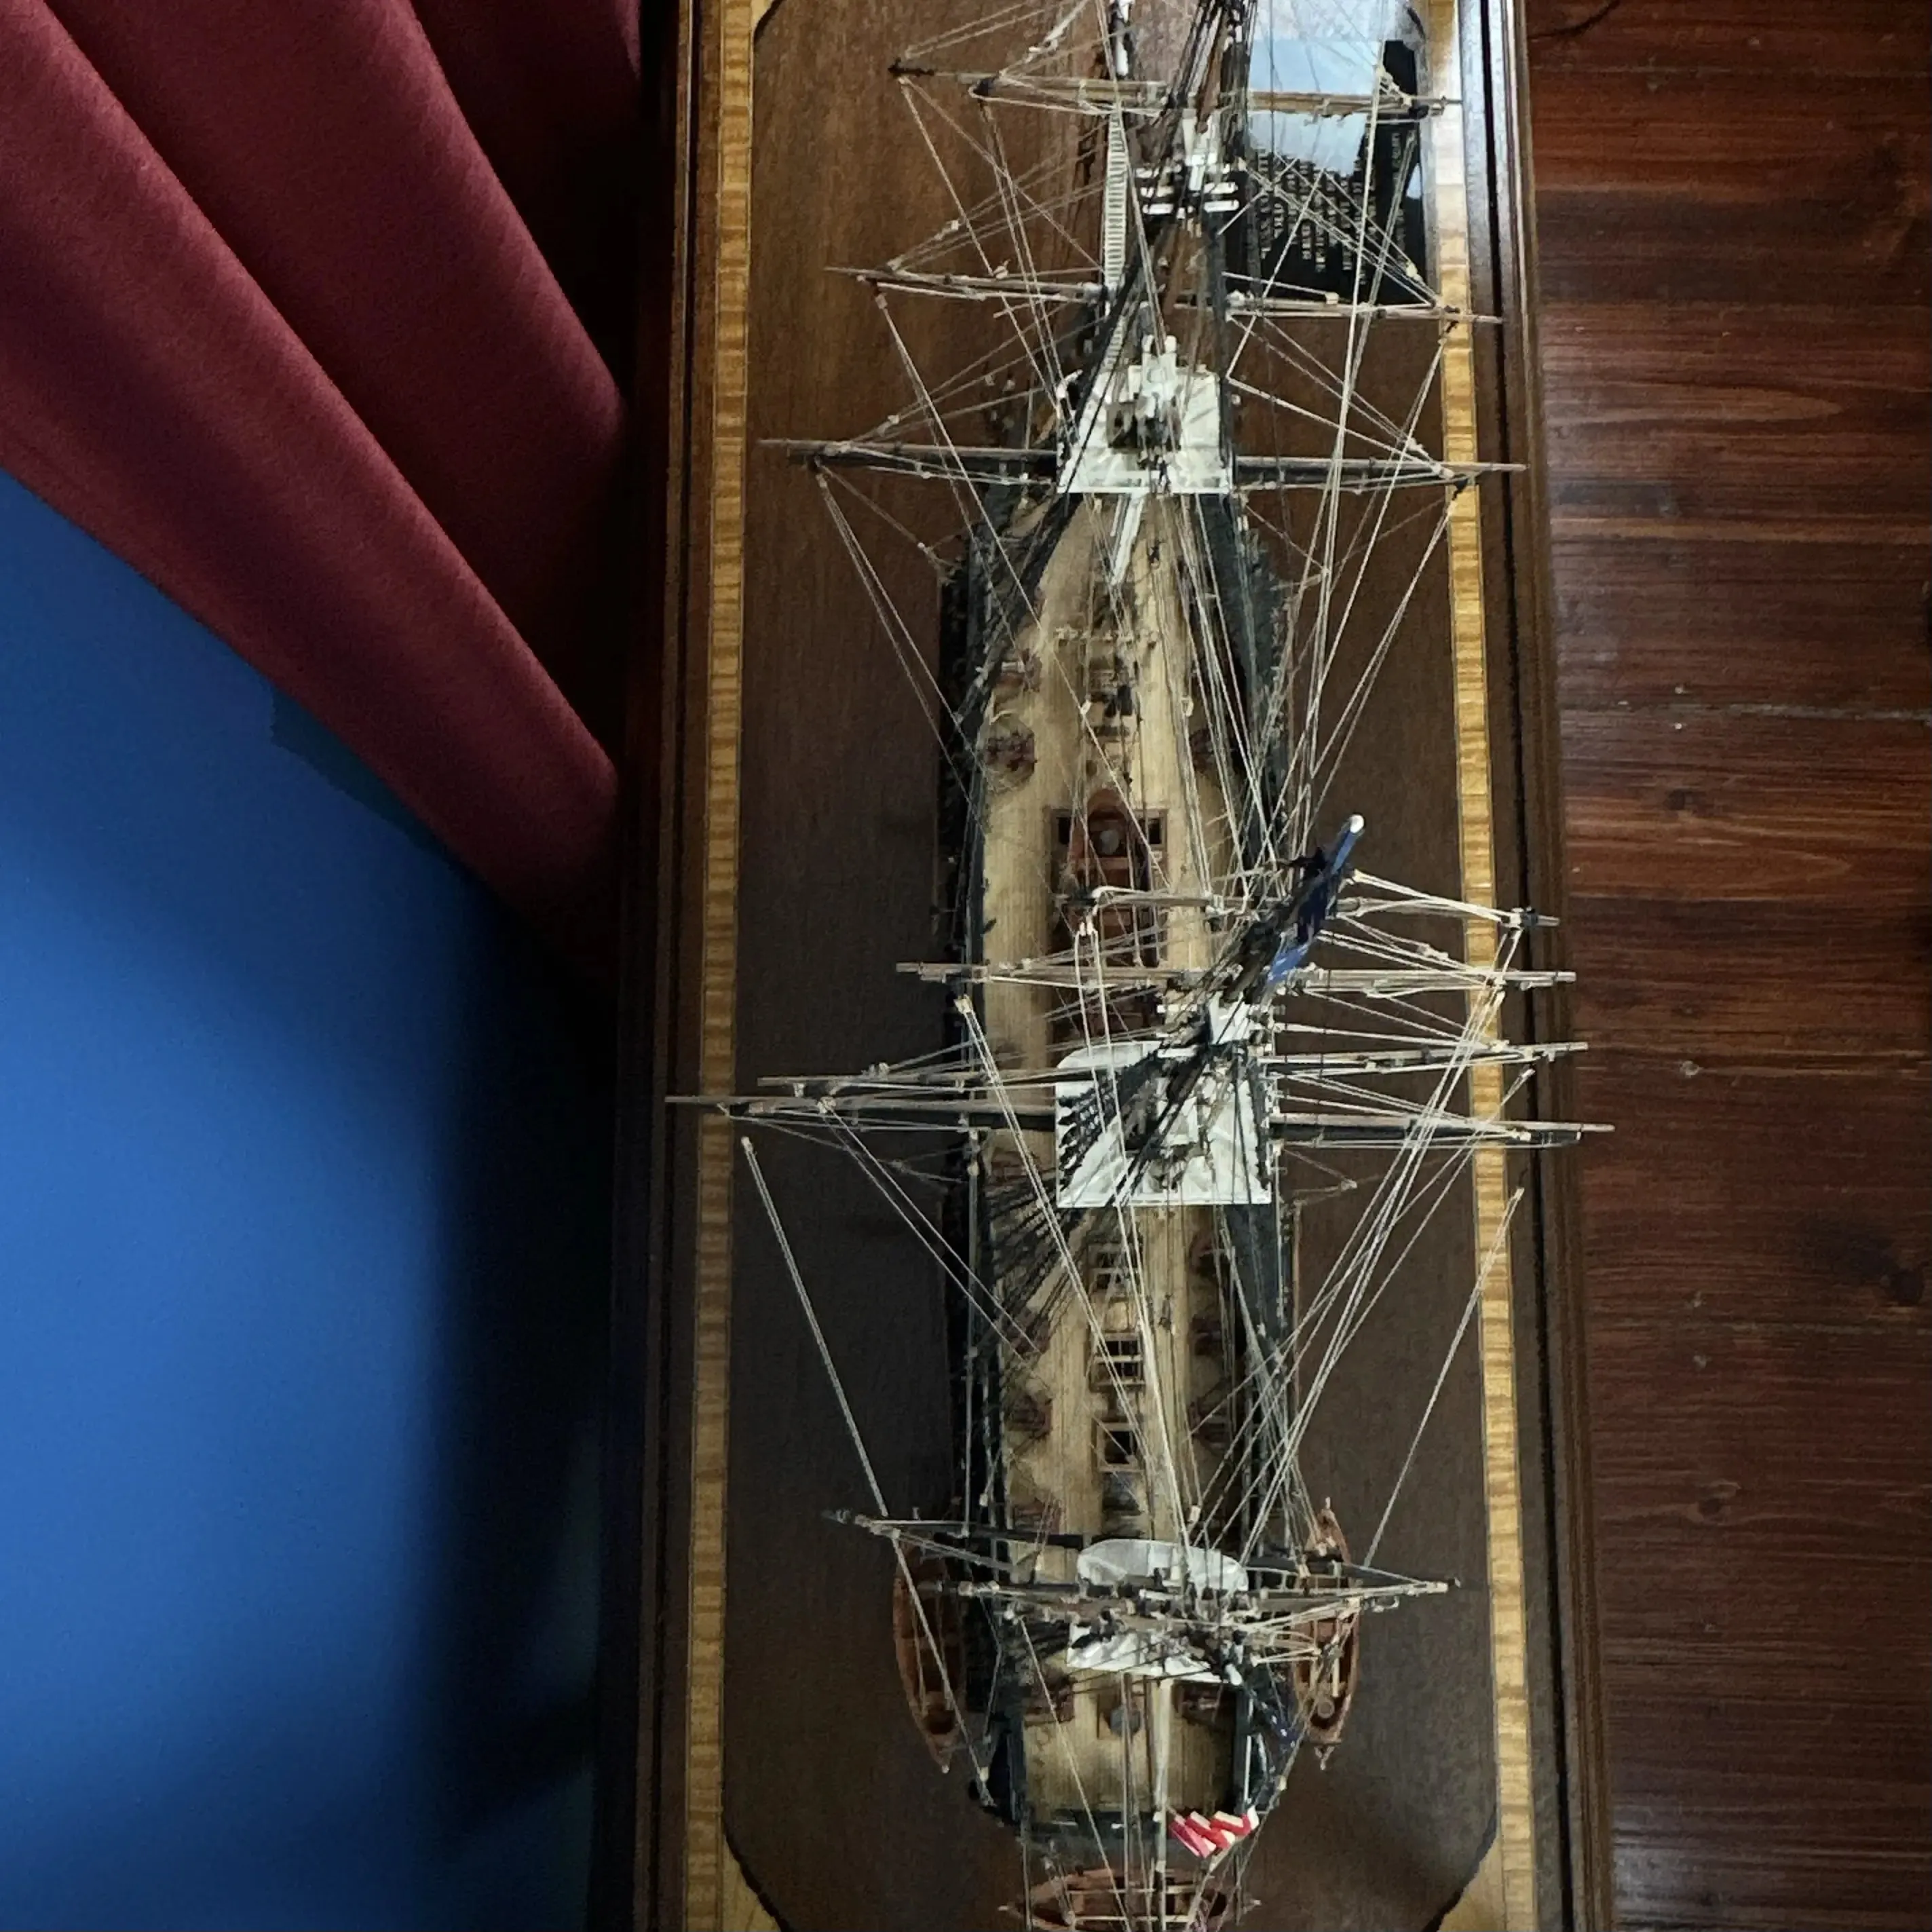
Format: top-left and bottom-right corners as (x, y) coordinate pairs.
(1427, 0), (1540, 1922)
(669, 0), (757, 1927)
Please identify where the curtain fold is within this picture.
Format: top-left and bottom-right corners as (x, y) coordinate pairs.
(410, 0), (644, 383)
(0, 0), (639, 967)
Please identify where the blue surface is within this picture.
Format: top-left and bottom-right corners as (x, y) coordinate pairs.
(0, 472), (609, 1931)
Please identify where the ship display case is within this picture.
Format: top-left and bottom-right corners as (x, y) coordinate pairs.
(607, 3), (1609, 1929)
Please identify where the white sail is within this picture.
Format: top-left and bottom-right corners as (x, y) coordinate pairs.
(1076, 1536), (1252, 1595)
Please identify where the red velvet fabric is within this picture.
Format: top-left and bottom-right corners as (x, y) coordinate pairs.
(0, 0), (633, 963)
(410, 0), (644, 381)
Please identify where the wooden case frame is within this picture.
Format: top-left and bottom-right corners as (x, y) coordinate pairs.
(600, 3), (1612, 1926)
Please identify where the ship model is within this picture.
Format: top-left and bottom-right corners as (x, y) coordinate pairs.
(710, 3), (1592, 1925)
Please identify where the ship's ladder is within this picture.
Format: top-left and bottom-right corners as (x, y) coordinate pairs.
(1101, 112), (1129, 294)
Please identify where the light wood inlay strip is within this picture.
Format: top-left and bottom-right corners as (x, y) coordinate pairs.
(1427, 2), (1539, 1925)
(684, 0), (756, 1926)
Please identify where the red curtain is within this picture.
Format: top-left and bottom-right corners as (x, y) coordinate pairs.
(0, 0), (643, 968)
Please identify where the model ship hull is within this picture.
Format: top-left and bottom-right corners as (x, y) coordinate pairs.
(937, 497), (1323, 1860)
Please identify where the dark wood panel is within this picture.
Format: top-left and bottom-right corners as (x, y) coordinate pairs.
(1571, 1058), (1929, 1327)
(1539, 303), (1931, 525)
(1603, 1654), (1932, 1730)
(1546, 530), (1931, 711)
(1526, 0), (1932, 1922)
(1586, 1322), (1932, 1572)
(1529, 0), (1931, 79)
(1587, 1322), (1932, 1927)
(1559, 709), (1930, 905)
(1571, 1055), (1928, 1333)
(1529, 69), (1930, 190)
(1609, 1762), (1932, 1932)
(1565, 898), (1931, 1063)
(1530, 69), (1929, 307)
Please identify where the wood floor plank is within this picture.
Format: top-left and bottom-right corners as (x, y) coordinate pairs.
(1546, 529), (1931, 712)
(1530, 69), (1929, 308)
(1571, 1058), (1929, 1329)
(1539, 302), (1931, 527)
(1588, 1317), (1932, 1925)
(1559, 709), (1930, 907)
(1527, 0), (1931, 1922)
(1528, 0), (1931, 80)
(1585, 1322), (1932, 1572)
(1564, 896), (1931, 1065)
(1610, 1764), (1932, 1932)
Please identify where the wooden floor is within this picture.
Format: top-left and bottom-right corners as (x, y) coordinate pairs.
(1524, 3), (1932, 1926)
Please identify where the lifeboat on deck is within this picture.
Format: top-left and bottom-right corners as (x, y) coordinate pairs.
(1291, 1505), (1362, 1758)
(892, 1550), (965, 1770)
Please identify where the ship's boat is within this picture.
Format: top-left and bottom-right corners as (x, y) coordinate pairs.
(711, 2), (1597, 1922)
